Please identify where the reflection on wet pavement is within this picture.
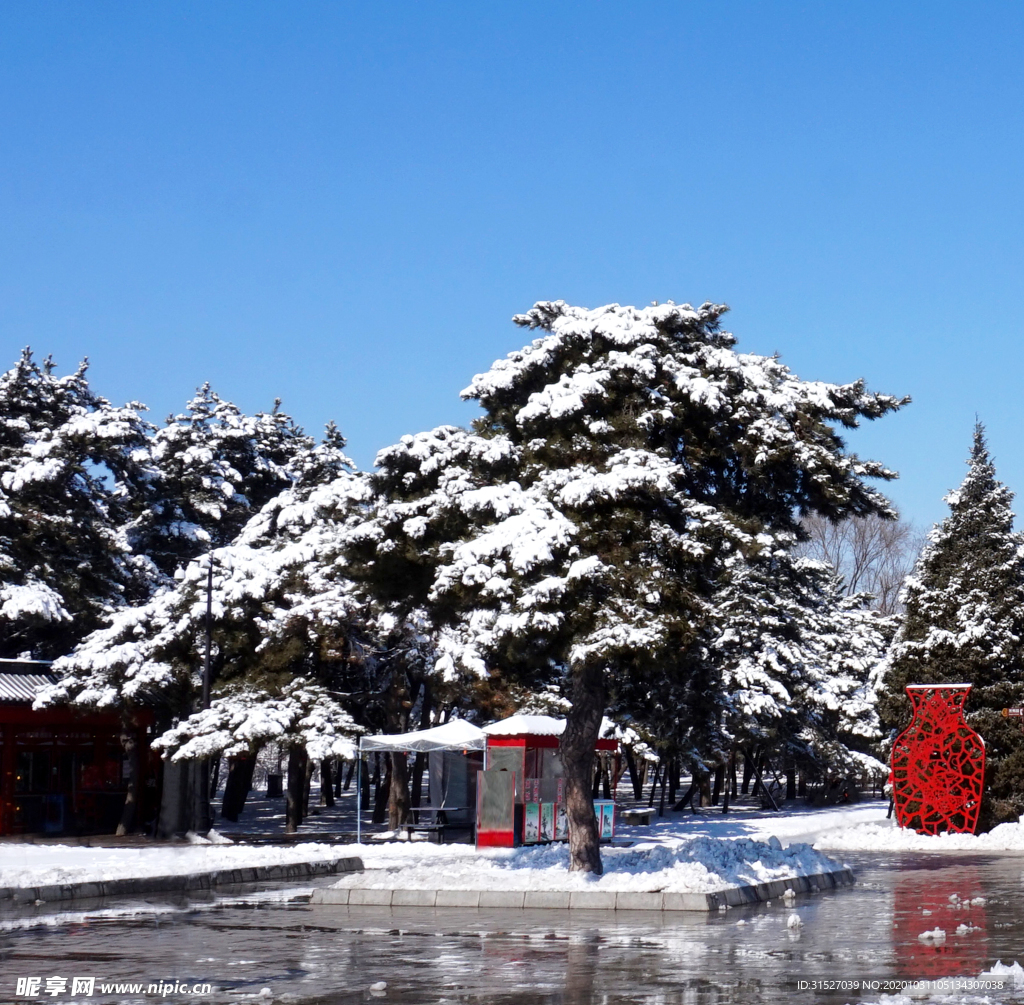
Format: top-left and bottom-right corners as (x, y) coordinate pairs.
(3, 853), (1024, 1004)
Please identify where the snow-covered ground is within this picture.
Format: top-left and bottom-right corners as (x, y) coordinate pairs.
(0, 837), (345, 890)
(335, 832), (842, 894)
(7, 799), (1024, 895)
(623, 799), (1024, 853)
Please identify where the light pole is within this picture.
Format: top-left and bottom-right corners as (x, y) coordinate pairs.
(194, 550), (215, 833)
(202, 551), (213, 711)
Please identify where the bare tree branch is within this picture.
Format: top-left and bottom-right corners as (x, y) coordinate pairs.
(796, 513), (924, 615)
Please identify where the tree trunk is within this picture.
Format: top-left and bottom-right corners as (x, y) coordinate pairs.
(672, 781), (695, 812)
(115, 718), (140, 836)
(711, 764), (724, 806)
(722, 750), (736, 814)
(372, 756), (392, 825)
(321, 760), (335, 807)
(343, 760), (355, 792)
(303, 756), (315, 816)
(699, 774), (712, 808)
(741, 749), (754, 794)
(156, 759), (187, 838)
(191, 759), (211, 833)
(561, 660), (607, 874)
(646, 760), (662, 808)
(221, 755), (257, 822)
(388, 751), (411, 830)
(624, 746), (643, 800)
(285, 747), (307, 833)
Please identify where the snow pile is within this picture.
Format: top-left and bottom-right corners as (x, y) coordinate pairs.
(979, 961), (1024, 988)
(0, 842), (346, 890)
(334, 834), (842, 895)
(814, 818), (1024, 852)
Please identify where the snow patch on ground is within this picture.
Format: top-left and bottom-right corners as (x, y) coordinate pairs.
(333, 834), (842, 894)
(813, 819), (1024, 852)
(0, 842), (344, 889)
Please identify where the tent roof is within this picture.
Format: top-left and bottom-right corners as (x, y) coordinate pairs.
(360, 718), (486, 753)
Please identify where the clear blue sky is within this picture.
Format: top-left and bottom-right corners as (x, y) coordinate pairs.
(1, 2), (1022, 530)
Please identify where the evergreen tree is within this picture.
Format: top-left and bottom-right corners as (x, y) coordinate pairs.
(129, 384), (313, 581)
(39, 426), (370, 832)
(625, 549), (888, 806)
(0, 349), (151, 658)
(879, 424), (1024, 829)
(370, 300), (905, 872)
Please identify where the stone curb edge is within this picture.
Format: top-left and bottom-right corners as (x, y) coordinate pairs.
(310, 867), (854, 912)
(0, 857), (365, 906)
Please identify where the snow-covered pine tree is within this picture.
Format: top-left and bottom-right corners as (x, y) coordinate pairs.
(629, 548), (888, 809)
(0, 349), (151, 658)
(345, 426), (517, 827)
(38, 426), (370, 832)
(128, 384), (313, 581)
(879, 424), (1024, 830)
(372, 300), (906, 872)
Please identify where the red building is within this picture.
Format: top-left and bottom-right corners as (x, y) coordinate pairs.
(0, 660), (150, 836)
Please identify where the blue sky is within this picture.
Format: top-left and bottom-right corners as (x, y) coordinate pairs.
(1, 2), (1023, 529)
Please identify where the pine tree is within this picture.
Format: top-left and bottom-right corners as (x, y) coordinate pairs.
(702, 551), (887, 783)
(0, 349), (151, 658)
(371, 300), (905, 872)
(39, 426), (370, 832)
(879, 424), (1024, 829)
(129, 385), (313, 581)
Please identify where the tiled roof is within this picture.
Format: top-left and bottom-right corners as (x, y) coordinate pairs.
(0, 660), (57, 704)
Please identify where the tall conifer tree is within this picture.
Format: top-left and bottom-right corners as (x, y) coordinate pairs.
(129, 385), (313, 581)
(0, 349), (150, 657)
(370, 300), (905, 872)
(879, 424), (1024, 829)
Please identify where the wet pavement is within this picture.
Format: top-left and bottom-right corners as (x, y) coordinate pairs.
(3, 852), (1024, 1004)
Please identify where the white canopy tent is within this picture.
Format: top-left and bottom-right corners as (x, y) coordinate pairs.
(360, 719), (486, 753)
(356, 720), (486, 843)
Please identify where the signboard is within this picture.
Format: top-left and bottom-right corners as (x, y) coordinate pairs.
(523, 802), (540, 844)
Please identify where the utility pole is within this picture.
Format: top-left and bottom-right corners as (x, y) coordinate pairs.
(194, 550), (215, 834)
(203, 552), (214, 710)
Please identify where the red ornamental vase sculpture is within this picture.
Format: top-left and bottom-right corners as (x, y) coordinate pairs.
(890, 684), (985, 835)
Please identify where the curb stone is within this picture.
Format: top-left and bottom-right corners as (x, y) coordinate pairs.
(0, 857), (364, 906)
(309, 867), (853, 913)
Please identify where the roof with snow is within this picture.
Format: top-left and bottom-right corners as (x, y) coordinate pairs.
(482, 714), (566, 737)
(0, 659), (57, 704)
(360, 719), (486, 753)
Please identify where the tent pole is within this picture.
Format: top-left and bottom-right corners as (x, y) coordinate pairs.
(356, 740), (362, 845)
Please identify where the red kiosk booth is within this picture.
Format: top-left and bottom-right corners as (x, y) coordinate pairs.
(476, 714), (617, 848)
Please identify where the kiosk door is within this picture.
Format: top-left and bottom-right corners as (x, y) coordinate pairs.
(476, 768), (516, 847)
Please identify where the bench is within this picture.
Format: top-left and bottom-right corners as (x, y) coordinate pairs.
(620, 808), (653, 826)
(402, 806), (465, 844)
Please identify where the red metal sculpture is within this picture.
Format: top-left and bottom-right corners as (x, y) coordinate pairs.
(890, 684), (985, 835)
